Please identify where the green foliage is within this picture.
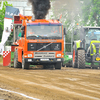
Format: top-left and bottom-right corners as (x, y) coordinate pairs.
(0, 2), (1, 7)
(0, 1), (13, 42)
(81, 0), (100, 26)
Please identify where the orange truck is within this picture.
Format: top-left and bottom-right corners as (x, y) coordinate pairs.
(11, 15), (66, 69)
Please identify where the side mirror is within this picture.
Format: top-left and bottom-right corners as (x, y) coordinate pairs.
(21, 26), (25, 30)
(64, 28), (67, 35)
(21, 31), (24, 37)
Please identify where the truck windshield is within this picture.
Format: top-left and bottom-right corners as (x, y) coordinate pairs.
(27, 25), (62, 39)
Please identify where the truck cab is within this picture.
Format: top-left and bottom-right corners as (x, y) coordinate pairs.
(13, 15), (66, 69)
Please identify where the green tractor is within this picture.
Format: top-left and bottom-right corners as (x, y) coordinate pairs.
(72, 26), (100, 69)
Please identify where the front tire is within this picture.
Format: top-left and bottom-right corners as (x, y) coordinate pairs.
(77, 49), (85, 69)
(55, 62), (61, 69)
(22, 55), (30, 69)
(14, 49), (22, 68)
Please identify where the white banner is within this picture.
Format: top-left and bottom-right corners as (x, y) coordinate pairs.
(0, 6), (19, 55)
(0, 19), (12, 55)
(1, 18), (12, 44)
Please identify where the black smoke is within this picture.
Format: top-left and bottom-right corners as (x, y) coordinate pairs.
(28, 0), (51, 19)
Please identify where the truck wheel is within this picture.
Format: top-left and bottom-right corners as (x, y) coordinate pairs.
(55, 62), (61, 69)
(72, 49), (77, 68)
(22, 55), (30, 69)
(14, 49), (22, 68)
(77, 50), (85, 69)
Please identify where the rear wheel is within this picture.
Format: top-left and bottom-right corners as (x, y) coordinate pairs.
(55, 62), (61, 69)
(22, 55), (30, 69)
(14, 49), (22, 68)
(77, 50), (85, 69)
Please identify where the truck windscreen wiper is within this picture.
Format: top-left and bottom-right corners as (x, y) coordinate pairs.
(27, 34), (44, 39)
(37, 42), (53, 51)
(27, 35), (37, 39)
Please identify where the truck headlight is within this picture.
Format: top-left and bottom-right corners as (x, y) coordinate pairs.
(57, 54), (61, 57)
(28, 54), (32, 57)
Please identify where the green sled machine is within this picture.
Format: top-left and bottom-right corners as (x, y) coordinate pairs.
(72, 26), (100, 69)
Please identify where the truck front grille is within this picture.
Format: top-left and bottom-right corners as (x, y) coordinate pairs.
(28, 43), (61, 51)
(34, 52), (55, 58)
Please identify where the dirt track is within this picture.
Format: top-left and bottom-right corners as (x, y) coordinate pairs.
(0, 65), (100, 100)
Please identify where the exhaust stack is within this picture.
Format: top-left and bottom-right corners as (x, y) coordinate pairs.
(28, 0), (51, 19)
